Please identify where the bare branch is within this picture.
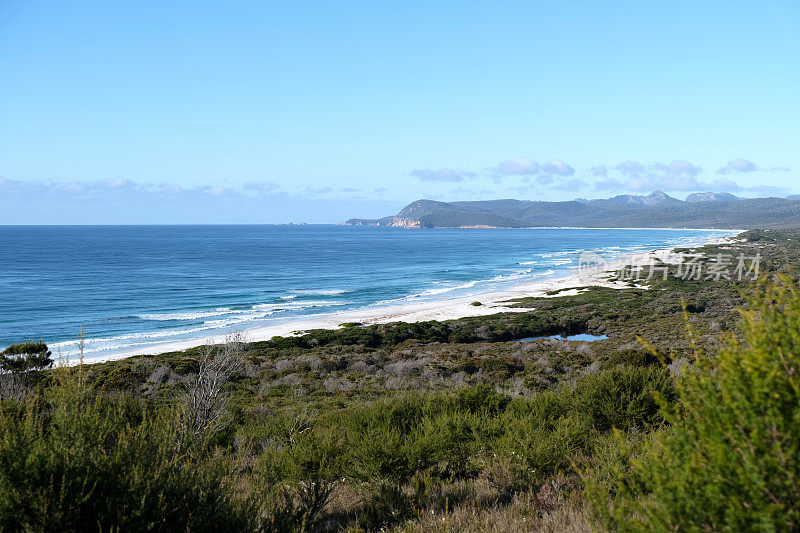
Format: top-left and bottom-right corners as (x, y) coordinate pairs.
(182, 333), (246, 440)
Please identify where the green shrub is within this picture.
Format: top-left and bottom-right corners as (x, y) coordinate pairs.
(454, 384), (510, 414)
(572, 365), (674, 432)
(499, 413), (594, 485)
(93, 366), (147, 391)
(0, 370), (251, 532)
(588, 279), (800, 531)
(604, 348), (662, 368)
(167, 356), (200, 375)
(347, 412), (446, 485)
(256, 418), (343, 530)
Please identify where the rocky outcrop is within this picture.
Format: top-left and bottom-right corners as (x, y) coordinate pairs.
(388, 217), (422, 228)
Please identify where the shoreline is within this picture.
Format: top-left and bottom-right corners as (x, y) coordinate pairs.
(79, 231), (741, 365)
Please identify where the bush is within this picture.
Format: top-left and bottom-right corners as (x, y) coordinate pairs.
(454, 384), (510, 414)
(346, 405), (448, 485)
(0, 369), (251, 532)
(572, 364), (674, 432)
(588, 279), (800, 531)
(604, 348), (662, 368)
(498, 412), (594, 485)
(257, 420), (342, 530)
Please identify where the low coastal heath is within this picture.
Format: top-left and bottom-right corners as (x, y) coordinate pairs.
(0, 226), (737, 362)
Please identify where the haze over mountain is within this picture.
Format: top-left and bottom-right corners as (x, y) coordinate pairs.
(346, 192), (800, 229)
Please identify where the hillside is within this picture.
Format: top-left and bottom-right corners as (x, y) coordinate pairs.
(346, 191), (800, 229)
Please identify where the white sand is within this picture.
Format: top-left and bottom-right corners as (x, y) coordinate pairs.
(80, 232), (741, 365)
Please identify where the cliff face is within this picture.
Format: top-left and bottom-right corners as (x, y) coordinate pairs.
(342, 216), (422, 228)
(388, 217), (422, 228)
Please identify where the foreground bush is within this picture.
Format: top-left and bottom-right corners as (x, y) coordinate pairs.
(588, 279), (800, 531)
(0, 370), (250, 532)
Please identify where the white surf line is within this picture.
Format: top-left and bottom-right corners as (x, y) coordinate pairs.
(71, 230), (743, 366)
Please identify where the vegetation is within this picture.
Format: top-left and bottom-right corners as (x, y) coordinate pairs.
(0, 369), (250, 532)
(0, 340), (53, 401)
(0, 340), (52, 373)
(586, 277), (800, 531)
(1, 349), (672, 531)
(1, 229), (799, 530)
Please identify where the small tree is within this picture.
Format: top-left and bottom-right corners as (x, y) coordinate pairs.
(0, 341), (53, 400)
(0, 341), (53, 373)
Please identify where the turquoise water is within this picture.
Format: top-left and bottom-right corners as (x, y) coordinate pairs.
(0, 225), (736, 360)
(518, 334), (609, 342)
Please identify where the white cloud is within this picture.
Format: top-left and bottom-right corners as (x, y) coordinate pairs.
(589, 165), (608, 177)
(541, 159), (575, 176)
(242, 181), (281, 194)
(490, 157), (575, 178)
(615, 160), (646, 176)
(600, 159), (705, 191)
(0, 177), (407, 224)
(0, 177), (287, 201)
(494, 157), (540, 175)
(655, 159), (702, 178)
(591, 158), (789, 194)
(716, 158), (757, 174)
(305, 186), (334, 195)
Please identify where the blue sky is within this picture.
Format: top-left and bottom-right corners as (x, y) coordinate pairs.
(1, 1), (798, 223)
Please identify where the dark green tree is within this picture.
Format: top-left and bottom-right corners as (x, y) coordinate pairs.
(0, 341), (53, 373)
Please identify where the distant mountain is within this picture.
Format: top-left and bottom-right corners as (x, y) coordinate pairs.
(601, 190), (680, 206)
(345, 192), (800, 229)
(685, 192), (740, 203)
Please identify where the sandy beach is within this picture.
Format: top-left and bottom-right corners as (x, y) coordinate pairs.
(80, 232), (739, 364)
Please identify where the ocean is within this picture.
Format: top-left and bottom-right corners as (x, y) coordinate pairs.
(0, 225), (737, 361)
